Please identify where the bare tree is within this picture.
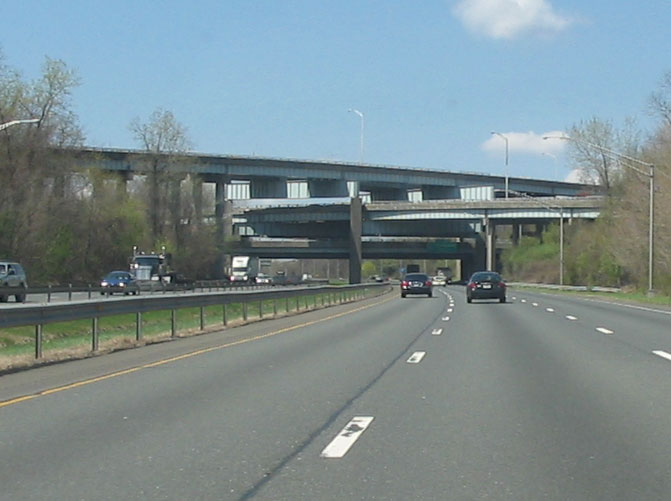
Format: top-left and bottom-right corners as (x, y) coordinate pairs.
(649, 70), (671, 128)
(567, 117), (640, 192)
(129, 108), (192, 243)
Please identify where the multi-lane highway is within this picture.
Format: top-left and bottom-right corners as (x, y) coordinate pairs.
(1, 286), (670, 500)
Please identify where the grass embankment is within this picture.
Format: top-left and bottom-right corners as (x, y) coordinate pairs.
(0, 288), (379, 372)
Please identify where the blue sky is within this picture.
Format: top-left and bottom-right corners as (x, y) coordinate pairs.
(2, 1), (670, 182)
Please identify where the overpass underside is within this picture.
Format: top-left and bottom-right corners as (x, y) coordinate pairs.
(230, 197), (601, 283)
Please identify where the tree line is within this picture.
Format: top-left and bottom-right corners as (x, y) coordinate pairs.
(503, 73), (671, 295)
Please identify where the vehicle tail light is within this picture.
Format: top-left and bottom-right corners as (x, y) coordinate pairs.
(401, 280), (409, 287)
(467, 282), (476, 289)
(425, 280), (432, 286)
(499, 282), (506, 288)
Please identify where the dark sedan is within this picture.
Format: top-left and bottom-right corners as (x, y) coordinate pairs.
(466, 271), (506, 303)
(401, 273), (433, 298)
(100, 271), (139, 295)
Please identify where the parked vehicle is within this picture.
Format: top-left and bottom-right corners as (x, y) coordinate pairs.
(0, 261), (28, 302)
(401, 273), (433, 298)
(230, 256), (260, 283)
(466, 271), (506, 303)
(100, 271), (140, 295)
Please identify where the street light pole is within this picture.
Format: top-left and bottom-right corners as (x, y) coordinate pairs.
(0, 118), (40, 132)
(491, 131), (509, 198)
(543, 134), (655, 293)
(348, 108), (364, 164)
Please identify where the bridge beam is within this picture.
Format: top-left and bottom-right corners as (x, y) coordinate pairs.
(308, 179), (349, 197)
(421, 185), (460, 200)
(250, 177), (287, 198)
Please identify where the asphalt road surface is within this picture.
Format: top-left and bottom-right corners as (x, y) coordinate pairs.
(1, 286), (671, 500)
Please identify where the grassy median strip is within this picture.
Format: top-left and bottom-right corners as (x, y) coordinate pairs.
(0, 288), (376, 370)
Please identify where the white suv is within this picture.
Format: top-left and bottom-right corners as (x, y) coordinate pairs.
(0, 261), (28, 302)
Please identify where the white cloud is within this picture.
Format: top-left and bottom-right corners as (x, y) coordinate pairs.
(484, 130), (566, 155)
(453, 0), (574, 39)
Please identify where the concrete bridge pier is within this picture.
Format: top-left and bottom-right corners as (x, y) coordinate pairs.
(349, 197), (362, 284)
(215, 181), (233, 278)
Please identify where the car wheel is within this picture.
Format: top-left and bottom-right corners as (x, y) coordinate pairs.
(466, 296), (472, 303)
(15, 293), (26, 303)
(428, 292), (432, 297)
(401, 293), (406, 298)
(500, 296), (506, 303)
(0, 294), (7, 303)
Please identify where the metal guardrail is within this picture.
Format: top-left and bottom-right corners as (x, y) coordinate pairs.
(0, 283), (391, 360)
(0, 279), (331, 303)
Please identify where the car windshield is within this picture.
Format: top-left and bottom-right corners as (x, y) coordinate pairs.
(472, 272), (501, 282)
(0, 264), (6, 274)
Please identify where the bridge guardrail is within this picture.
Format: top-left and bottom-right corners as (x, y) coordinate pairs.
(0, 282), (391, 360)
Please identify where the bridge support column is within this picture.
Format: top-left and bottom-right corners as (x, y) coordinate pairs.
(349, 197), (362, 284)
(308, 179), (349, 197)
(485, 218), (495, 271)
(215, 181), (233, 278)
(250, 177), (287, 198)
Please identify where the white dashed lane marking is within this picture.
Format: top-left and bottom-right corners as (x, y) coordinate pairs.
(432, 328), (443, 336)
(596, 327), (614, 335)
(320, 416), (374, 458)
(442, 316), (450, 321)
(407, 351), (426, 364)
(546, 307), (555, 312)
(566, 315), (578, 321)
(653, 350), (671, 362)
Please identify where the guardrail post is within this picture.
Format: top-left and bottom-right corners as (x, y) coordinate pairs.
(223, 303), (228, 326)
(285, 296), (289, 313)
(68, 284), (73, 301)
(88, 284), (92, 300)
(200, 306), (205, 331)
(92, 317), (99, 352)
(243, 302), (248, 321)
(35, 325), (43, 359)
(273, 299), (277, 317)
(47, 285), (52, 303)
(171, 309), (176, 338)
(136, 312), (142, 341)
(259, 301), (263, 319)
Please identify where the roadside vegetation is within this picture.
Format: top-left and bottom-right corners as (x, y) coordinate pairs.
(502, 73), (671, 298)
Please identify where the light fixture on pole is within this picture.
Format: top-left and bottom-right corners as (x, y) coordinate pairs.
(348, 108), (364, 164)
(543, 134), (655, 294)
(0, 118), (40, 132)
(491, 131), (509, 198)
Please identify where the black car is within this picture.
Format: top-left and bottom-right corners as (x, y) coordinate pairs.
(466, 271), (506, 303)
(401, 273), (433, 298)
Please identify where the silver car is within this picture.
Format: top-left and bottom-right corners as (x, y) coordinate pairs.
(0, 261), (28, 302)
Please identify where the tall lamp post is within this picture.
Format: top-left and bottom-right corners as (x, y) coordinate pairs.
(0, 118), (40, 132)
(491, 131), (509, 198)
(348, 108), (364, 164)
(543, 135), (655, 294)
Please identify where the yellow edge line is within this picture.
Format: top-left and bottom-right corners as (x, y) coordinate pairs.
(0, 294), (395, 409)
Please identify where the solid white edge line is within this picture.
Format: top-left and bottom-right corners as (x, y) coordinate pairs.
(653, 350), (671, 362)
(320, 416), (374, 458)
(596, 327), (614, 335)
(407, 351), (427, 363)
